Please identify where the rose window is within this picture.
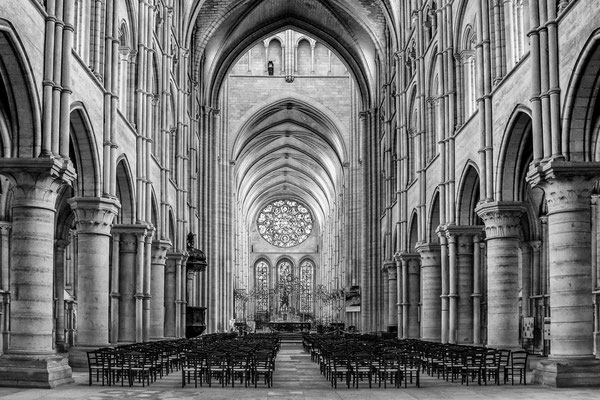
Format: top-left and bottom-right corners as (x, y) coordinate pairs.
(257, 199), (313, 247)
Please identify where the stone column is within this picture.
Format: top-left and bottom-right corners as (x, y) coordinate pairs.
(0, 222), (10, 355)
(164, 256), (177, 338)
(383, 261), (397, 330)
(528, 161), (600, 386)
(407, 256), (421, 338)
(150, 240), (170, 340)
(68, 197), (120, 366)
(142, 232), (153, 342)
(118, 232), (137, 342)
(417, 242), (441, 341)
(476, 201), (527, 349)
(438, 234), (449, 343)
(398, 253), (420, 338)
(54, 240), (69, 352)
(0, 159), (75, 387)
(446, 232), (458, 343)
(110, 233), (120, 343)
(393, 253), (403, 338)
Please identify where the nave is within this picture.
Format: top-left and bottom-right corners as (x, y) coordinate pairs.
(1, 340), (599, 400)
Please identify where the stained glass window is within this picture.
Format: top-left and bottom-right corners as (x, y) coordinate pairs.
(300, 260), (314, 314)
(255, 260), (269, 312)
(278, 259), (292, 309)
(257, 199), (313, 247)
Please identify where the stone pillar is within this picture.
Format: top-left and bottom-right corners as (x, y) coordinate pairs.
(407, 256), (420, 338)
(118, 232), (137, 342)
(473, 235), (483, 345)
(439, 234), (449, 343)
(417, 243), (441, 341)
(383, 261), (397, 330)
(393, 253), (403, 338)
(68, 197), (120, 366)
(150, 240), (170, 340)
(142, 232), (153, 342)
(456, 233), (473, 344)
(164, 256), (177, 338)
(444, 225), (484, 344)
(0, 222), (10, 355)
(398, 253), (420, 338)
(446, 232), (458, 343)
(54, 240), (69, 352)
(528, 161), (600, 387)
(0, 159), (75, 387)
(476, 201), (527, 349)
(110, 233), (120, 343)
(135, 233), (145, 343)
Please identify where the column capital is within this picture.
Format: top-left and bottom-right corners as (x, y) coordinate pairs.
(151, 239), (172, 264)
(527, 160), (600, 215)
(394, 251), (420, 265)
(0, 221), (11, 235)
(112, 223), (152, 237)
(0, 158), (75, 210)
(68, 196), (121, 236)
(415, 241), (441, 254)
(475, 201), (528, 239)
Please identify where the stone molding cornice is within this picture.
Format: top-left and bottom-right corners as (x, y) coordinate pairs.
(68, 197), (121, 236)
(394, 251), (420, 265)
(475, 201), (528, 239)
(438, 224), (484, 240)
(527, 160), (600, 215)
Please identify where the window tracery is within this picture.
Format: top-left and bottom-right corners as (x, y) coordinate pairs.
(300, 259), (314, 314)
(257, 199), (313, 247)
(255, 260), (269, 312)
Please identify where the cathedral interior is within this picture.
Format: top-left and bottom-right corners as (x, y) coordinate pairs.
(1, 0), (600, 390)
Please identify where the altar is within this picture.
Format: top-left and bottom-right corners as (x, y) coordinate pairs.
(268, 321), (312, 332)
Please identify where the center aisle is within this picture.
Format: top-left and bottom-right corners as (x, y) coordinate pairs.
(272, 342), (332, 389)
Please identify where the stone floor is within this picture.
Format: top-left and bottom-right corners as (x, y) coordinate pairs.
(1, 343), (600, 399)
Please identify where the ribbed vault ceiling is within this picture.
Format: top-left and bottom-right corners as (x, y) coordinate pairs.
(186, 0), (391, 234)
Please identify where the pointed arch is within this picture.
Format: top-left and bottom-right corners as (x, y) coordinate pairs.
(495, 105), (533, 201)
(69, 103), (102, 197)
(562, 28), (600, 162)
(456, 162), (482, 226)
(407, 210), (419, 252)
(0, 19), (42, 158)
(428, 190), (441, 244)
(115, 156), (135, 224)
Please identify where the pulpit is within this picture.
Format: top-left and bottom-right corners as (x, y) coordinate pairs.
(186, 306), (206, 338)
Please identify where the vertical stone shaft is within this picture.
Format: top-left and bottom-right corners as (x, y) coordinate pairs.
(150, 240), (170, 339)
(69, 197), (119, 348)
(164, 256), (176, 338)
(447, 234), (457, 343)
(417, 243), (441, 341)
(456, 234), (474, 344)
(439, 234), (449, 343)
(118, 233), (137, 342)
(477, 201), (527, 349)
(385, 263), (397, 329)
(407, 258), (420, 338)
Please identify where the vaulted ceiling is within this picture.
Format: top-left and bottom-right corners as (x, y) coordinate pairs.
(182, 0), (394, 231)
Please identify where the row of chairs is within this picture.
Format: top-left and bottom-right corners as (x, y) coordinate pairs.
(303, 334), (529, 388)
(87, 332), (280, 388)
(181, 347), (276, 388)
(306, 335), (421, 388)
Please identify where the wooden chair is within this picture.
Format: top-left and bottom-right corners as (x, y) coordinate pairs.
(504, 350), (528, 385)
(252, 350), (274, 388)
(377, 352), (401, 388)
